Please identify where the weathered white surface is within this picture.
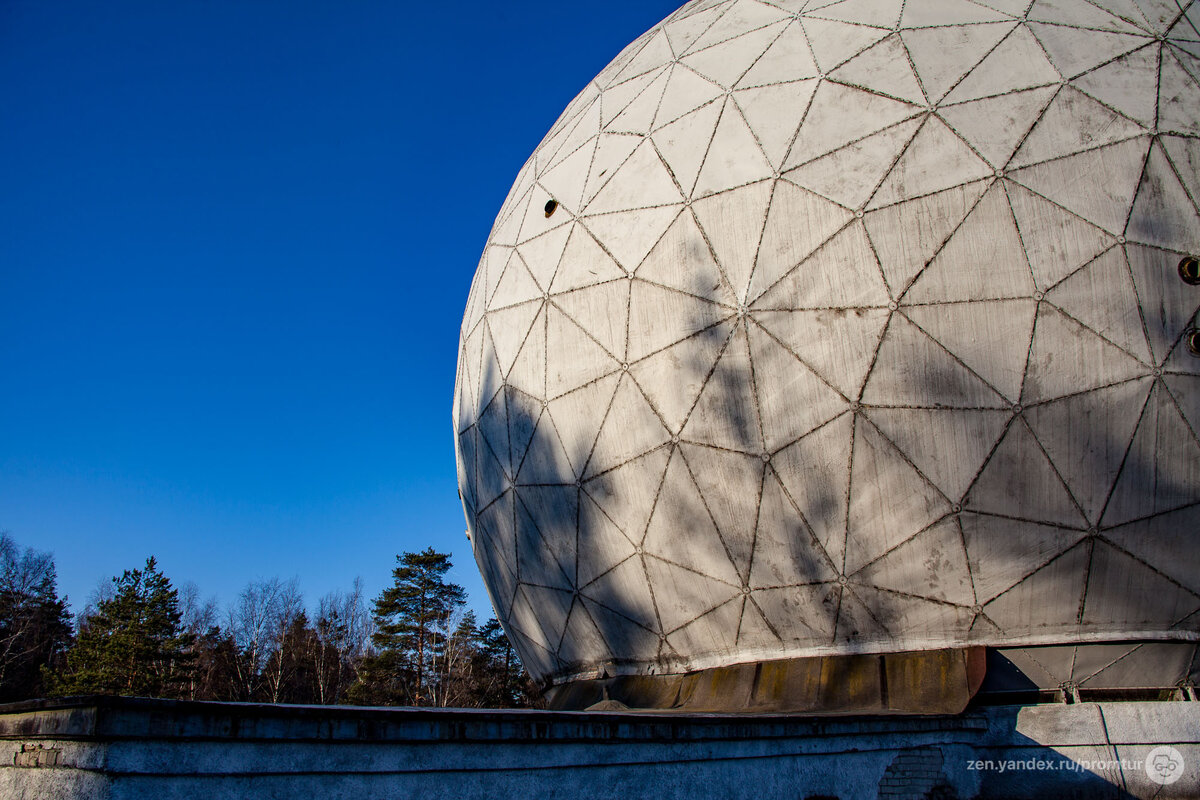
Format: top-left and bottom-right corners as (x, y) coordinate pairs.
(455, 0), (1200, 686)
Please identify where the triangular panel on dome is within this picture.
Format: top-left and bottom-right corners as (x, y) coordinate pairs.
(652, 100), (724, 198)
(538, 98), (600, 178)
(1024, 378), (1152, 524)
(1046, 247), (1152, 362)
(866, 407), (1011, 501)
(630, 320), (734, 434)
(900, 0), (1011, 27)
(783, 81), (923, 169)
(644, 468), (742, 581)
(654, 66), (726, 130)
(515, 405), (577, 486)
(955, 513), (1089, 599)
(1010, 86), (1147, 169)
(516, 222), (574, 291)
(904, 183), (1036, 304)
(1162, 135), (1200, 204)
(586, 141), (685, 217)
(475, 420), (510, 511)
(942, 25), (1062, 103)
(737, 20), (820, 87)
(475, 516), (519, 622)
(1029, 0), (1150, 32)
(608, 68), (671, 136)
(578, 491), (643, 592)
(749, 182), (852, 301)
(847, 585), (976, 641)
(1133, 0), (1187, 33)
(900, 22), (1016, 102)
(834, 585), (892, 646)
(1007, 135), (1150, 234)
(1028, 22), (1152, 78)
(691, 103), (776, 199)
(737, 597), (783, 647)
(1081, 642), (1199, 687)
(581, 133), (644, 209)
(544, 304), (620, 398)
(1082, 540), (1200, 627)
(1165, 374), (1200, 437)
(754, 583), (839, 643)
(517, 184), (572, 246)
(556, 601), (613, 669)
(583, 204), (683, 273)
(505, 593), (561, 676)
(864, 179), (989, 295)
(1072, 43), (1159, 127)
(1126, 141), (1200, 253)
(489, 251), (545, 310)
(1102, 382), (1200, 525)
(799, 17), (891, 73)
(538, 139), (595, 218)
(681, 325), (763, 451)
(680, 443), (765, 580)
(1125, 244), (1200, 365)
(1103, 505), (1200, 595)
(807, 0), (903, 28)
(579, 550), (661, 626)
(606, 29), (674, 89)
(852, 517), (975, 606)
(868, 116), (994, 209)
(580, 592), (664, 662)
(844, 416), (954, 575)
(515, 485), (578, 589)
(937, 86), (1058, 168)
(506, 387), (542, 477)
(505, 305), (546, 399)
(685, 0), (793, 54)
(980, 540), (1091, 626)
(827, 34), (925, 104)
(752, 222), (891, 310)
(663, 2), (729, 57)
(518, 583), (575, 655)
(485, 300), (542, 380)
(754, 308), (889, 400)
(681, 21), (791, 89)
(551, 280), (629, 362)
(586, 375), (672, 477)
(733, 79), (820, 169)
(770, 413), (855, 567)
(748, 322), (850, 451)
(627, 277), (733, 362)
(549, 225), (626, 295)
(1005, 181), (1118, 290)
(964, 418), (1089, 527)
(904, 298), (1037, 402)
(1022, 305), (1148, 403)
(583, 446), (672, 548)
(637, 210), (733, 301)
(691, 180), (774, 300)
(544, 372), (620, 476)
(863, 313), (1009, 408)
(750, 473), (841, 589)
(664, 594), (745, 657)
(784, 117), (924, 210)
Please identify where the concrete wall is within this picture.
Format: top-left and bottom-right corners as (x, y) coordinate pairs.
(1, 697), (1197, 799)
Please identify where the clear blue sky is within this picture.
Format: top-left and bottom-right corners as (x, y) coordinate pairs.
(0, 0), (681, 618)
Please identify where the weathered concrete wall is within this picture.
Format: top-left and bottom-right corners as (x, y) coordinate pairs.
(0, 697), (1196, 799)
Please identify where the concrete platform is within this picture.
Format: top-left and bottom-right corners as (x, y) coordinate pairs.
(0, 696), (1197, 799)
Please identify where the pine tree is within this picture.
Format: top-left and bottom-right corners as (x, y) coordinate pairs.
(47, 557), (195, 698)
(0, 534), (72, 701)
(361, 548), (465, 705)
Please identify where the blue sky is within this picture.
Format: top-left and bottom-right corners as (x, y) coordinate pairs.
(0, 0), (681, 618)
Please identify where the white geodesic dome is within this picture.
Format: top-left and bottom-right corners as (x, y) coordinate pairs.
(453, 0), (1200, 687)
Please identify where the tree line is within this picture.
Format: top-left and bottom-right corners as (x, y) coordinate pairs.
(0, 532), (539, 708)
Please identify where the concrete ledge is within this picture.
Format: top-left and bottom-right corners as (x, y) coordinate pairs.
(0, 697), (1196, 799)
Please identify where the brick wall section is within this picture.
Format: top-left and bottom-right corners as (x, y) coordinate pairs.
(877, 748), (958, 800)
